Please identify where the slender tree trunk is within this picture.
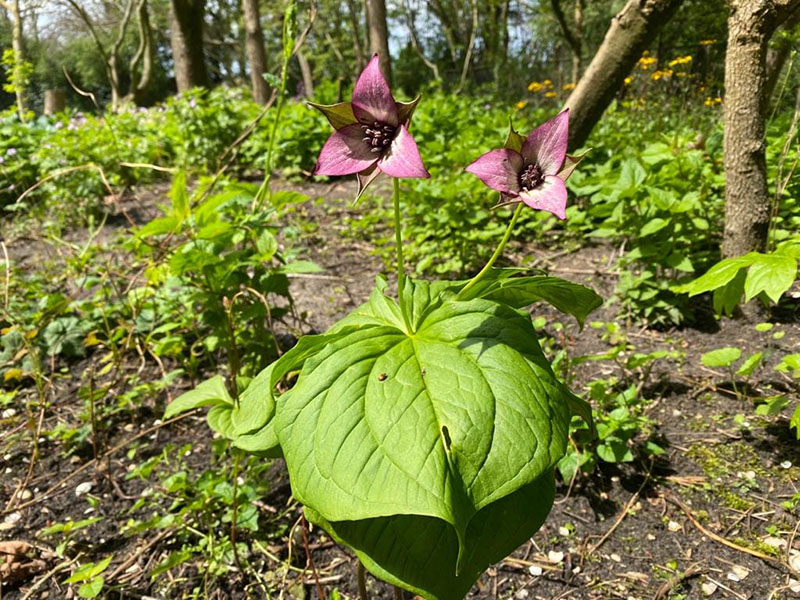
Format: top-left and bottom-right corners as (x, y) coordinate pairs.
(365, 0), (392, 84)
(551, 0), (582, 84)
(1, 0), (28, 118)
(721, 0), (800, 258)
(242, 0), (269, 104)
(402, 0), (440, 80)
(563, 0), (684, 150)
(346, 0), (365, 68)
(129, 0), (154, 105)
(764, 9), (800, 101)
(297, 49), (314, 97)
(170, 0), (209, 91)
(573, 0), (584, 82)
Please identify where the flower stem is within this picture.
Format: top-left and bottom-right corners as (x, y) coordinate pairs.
(457, 202), (524, 300)
(393, 178), (411, 330)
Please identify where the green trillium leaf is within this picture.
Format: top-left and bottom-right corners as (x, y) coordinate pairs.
(276, 280), (574, 596)
(306, 469), (556, 600)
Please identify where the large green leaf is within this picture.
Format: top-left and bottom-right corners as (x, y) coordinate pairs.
(306, 470), (556, 600)
(276, 285), (572, 591)
(744, 254), (797, 303)
(164, 375), (231, 419)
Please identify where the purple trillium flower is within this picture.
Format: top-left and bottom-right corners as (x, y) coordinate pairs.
(311, 54), (429, 198)
(465, 110), (584, 220)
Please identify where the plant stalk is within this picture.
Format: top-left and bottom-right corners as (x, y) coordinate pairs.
(393, 178), (411, 331)
(457, 202), (524, 300)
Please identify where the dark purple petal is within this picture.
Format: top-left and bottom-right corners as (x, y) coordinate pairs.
(465, 148), (523, 194)
(352, 54), (399, 127)
(521, 109), (569, 176)
(518, 175), (568, 219)
(314, 124), (379, 176)
(396, 95), (420, 125)
(377, 125), (429, 179)
(308, 101), (357, 130)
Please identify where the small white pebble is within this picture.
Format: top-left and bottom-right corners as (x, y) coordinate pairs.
(527, 565), (543, 576)
(548, 550), (564, 563)
(668, 520), (681, 532)
(123, 423), (135, 432)
(763, 536), (786, 549)
(153, 419), (162, 426)
(789, 579), (800, 593)
(75, 481), (93, 497)
(701, 581), (718, 596)
(514, 590), (529, 599)
(558, 526), (570, 536)
(610, 553), (621, 562)
(3, 454), (11, 461)
(573, 566), (581, 574)
(4, 512), (21, 524)
(781, 460), (792, 469)
(647, 534), (657, 541)
(1, 408), (16, 419)
(726, 572), (740, 583)
(730, 565), (749, 580)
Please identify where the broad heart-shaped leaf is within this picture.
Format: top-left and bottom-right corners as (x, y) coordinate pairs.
(306, 469), (556, 600)
(276, 283), (573, 596)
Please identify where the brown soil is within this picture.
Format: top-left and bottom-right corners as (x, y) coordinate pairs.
(1, 178), (798, 600)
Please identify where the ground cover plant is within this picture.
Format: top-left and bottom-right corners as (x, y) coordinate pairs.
(2, 1), (800, 599)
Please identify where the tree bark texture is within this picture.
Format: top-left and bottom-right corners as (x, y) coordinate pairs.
(365, 0), (392, 84)
(242, 0), (269, 104)
(721, 0), (800, 258)
(563, 0), (684, 150)
(170, 0), (209, 92)
(297, 49), (314, 97)
(0, 0), (28, 118)
(551, 0), (583, 84)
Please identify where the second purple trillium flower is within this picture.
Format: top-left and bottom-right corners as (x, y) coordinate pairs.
(465, 109), (583, 220)
(311, 54), (429, 198)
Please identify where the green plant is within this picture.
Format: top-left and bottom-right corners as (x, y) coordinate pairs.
(677, 238), (800, 316)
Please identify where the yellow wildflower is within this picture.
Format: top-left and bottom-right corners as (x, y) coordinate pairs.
(543, 79), (554, 88)
(562, 82), (576, 91)
(637, 56), (657, 70)
(624, 76), (632, 86)
(699, 39), (715, 46)
(516, 101), (527, 110)
(651, 69), (673, 81)
(668, 55), (692, 67)
(545, 91), (557, 98)
(527, 81), (543, 92)
(703, 96), (723, 107)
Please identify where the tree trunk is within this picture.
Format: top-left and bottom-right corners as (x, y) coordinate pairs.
(43, 89), (66, 115)
(721, 0), (800, 258)
(170, 0), (209, 92)
(242, 0), (268, 104)
(551, 0), (583, 84)
(297, 49), (314, 97)
(130, 0), (154, 105)
(1, 0), (28, 119)
(365, 0), (392, 83)
(563, 0), (684, 150)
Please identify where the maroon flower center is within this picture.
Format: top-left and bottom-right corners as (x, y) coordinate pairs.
(361, 121), (396, 153)
(519, 163), (544, 191)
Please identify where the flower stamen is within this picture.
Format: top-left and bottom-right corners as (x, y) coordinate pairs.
(519, 163), (544, 191)
(362, 121), (396, 153)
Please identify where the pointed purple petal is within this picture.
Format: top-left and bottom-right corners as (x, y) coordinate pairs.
(352, 54), (399, 126)
(518, 175), (568, 219)
(314, 123), (379, 176)
(377, 125), (429, 179)
(465, 148), (523, 194)
(521, 109), (569, 176)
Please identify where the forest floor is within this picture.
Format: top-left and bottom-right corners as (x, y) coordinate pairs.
(2, 178), (799, 600)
